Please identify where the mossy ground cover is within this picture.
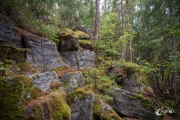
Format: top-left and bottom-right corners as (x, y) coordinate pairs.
(0, 44), (27, 62)
(0, 75), (41, 120)
(0, 44), (39, 77)
(82, 58), (159, 107)
(52, 65), (75, 76)
(82, 67), (119, 103)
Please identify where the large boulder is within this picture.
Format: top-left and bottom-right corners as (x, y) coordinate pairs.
(18, 29), (66, 71)
(28, 71), (60, 92)
(107, 66), (141, 93)
(59, 71), (86, 93)
(0, 15), (22, 48)
(112, 88), (162, 120)
(60, 49), (95, 69)
(67, 87), (95, 120)
(25, 91), (71, 120)
(58, 28), (79, 51)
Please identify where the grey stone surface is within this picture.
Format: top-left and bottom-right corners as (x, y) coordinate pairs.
(107, 65), (141, 93)
(60, 49), (95, 69)
(112, 88), (162, 120)
(122, 73), (141, 93)
(60, 71), (86, 93)
(0, 15), (21, 48)
(24, 35), (66, 71)
(71, 94), (95, 120)
(28, 71), (60, 92)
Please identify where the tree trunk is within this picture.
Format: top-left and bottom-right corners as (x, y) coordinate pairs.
(93, 0), (100, 47)
(129, 40), (132, 61)
(104, 0), (107, 14)
(169, 3), (177, 100)
(69, 14), (73, 29)
(121, 0), (126, 60)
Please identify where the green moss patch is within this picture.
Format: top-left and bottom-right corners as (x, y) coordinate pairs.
(135, 93), (157, 111)
(79, 40), (94, 49)
(67, 87), (93, 104)
(74, 31), (89, 39)
(95, 56), (104, 64)
(25, 91), (71, 120)
(0, 75), (40, 120)
(59, 28), (78, 38)
(93, 99), (122, 120)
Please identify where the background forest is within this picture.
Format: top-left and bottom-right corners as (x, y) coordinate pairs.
(1, 0), (180, 62)
(0, 0), (180, 119)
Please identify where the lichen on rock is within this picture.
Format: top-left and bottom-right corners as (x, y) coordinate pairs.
(27, 71), (60, 92)
(59, 71), (86, 93)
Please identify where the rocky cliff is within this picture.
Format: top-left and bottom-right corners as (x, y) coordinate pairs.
(0, 15), (167, 120)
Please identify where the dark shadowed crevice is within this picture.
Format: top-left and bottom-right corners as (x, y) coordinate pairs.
(21, 36), (29, 48)
(42, 103), (50, 120)
(93, 114), (101, 120)
(21, 36), (26, 48)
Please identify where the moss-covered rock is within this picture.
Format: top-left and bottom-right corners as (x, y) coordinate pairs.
(67, 87), (95, 120)
(112, 88), (161, 120)
(0, 75), (41, 120)
(79, 40), (94, 49)
(73, 25), (91, 39)
(67, 87), (93, 102)
(58, 28), (79, 51)
(93, 98), (122, 120)
(28, 71), (60, 92)
(58, 28), (78, 38)
(75, 31), (90, 39)
(25, 91), (71, 120)
(135, 93), (158, 111)
(59, 71), (86, 93)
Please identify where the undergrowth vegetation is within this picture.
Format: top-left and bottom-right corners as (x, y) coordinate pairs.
(82, 67), (118, 103)
(81, 55), (159, 104)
